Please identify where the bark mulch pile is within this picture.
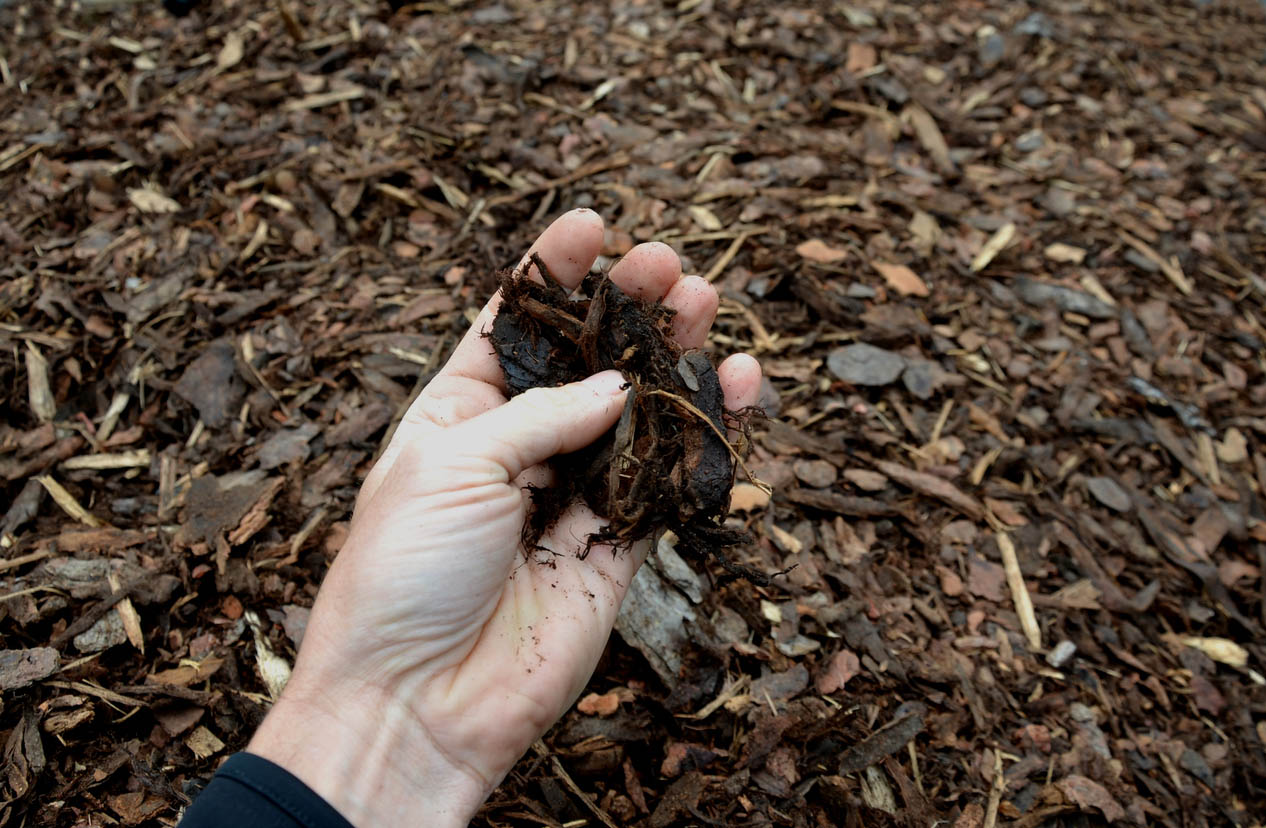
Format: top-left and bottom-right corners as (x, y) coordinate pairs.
(2, 0), (1265, 825)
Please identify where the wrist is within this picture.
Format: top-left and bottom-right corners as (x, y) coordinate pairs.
(247, 669), (489, 828)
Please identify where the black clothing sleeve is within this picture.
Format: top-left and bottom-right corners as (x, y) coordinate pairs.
(179, 753), (355, 828)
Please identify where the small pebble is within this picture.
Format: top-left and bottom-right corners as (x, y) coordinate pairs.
(1016, 129), (1045, 152)
(793, 459), (837, 488)
(1047, 639), (1077, 668)
(1019, 87), (1048, 107)
(978, 31), (1005, 67)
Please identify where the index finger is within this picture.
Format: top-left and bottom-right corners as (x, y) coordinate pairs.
(433, 208), (605, 393)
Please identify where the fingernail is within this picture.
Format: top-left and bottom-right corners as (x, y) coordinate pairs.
(582, 370), (627, 396)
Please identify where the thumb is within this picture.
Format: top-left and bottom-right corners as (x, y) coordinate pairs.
(450, 370), (628, 481)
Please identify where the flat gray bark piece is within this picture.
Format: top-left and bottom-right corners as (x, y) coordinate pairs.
(827, 344), (906, 386)
(615, 560), (695, 689)
(0, 648), (59, 692)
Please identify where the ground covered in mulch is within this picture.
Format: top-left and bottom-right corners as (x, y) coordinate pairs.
(3, 0), (1266, 825)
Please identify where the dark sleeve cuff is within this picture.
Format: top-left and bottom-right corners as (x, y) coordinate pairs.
(180, 752), (355, 828)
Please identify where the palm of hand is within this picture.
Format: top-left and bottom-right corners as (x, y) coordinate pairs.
(269, 209), (761, 807)
(315, 374), (647, 792)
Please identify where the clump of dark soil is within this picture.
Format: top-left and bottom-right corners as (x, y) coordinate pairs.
(490, 255), (766, 581)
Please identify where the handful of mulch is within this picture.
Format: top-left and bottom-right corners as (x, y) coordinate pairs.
(490, 255), (770, 583)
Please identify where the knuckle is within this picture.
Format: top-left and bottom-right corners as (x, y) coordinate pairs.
(519, 384), (580, 417)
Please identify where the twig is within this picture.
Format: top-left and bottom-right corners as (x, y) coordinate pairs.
(997, 532), (1042, 652)
(531, 741), (620, 828)
(48, 578), (142, 649)
(0, 547), (53, 573)
(487, 154), (631, 208)
(37, 475), (106, 528)
(928, 399), (954, 445)
(1119, 230), (1193, 295)
(703, 230), (752, 282)
(0, 585), (63, 602)
(46, 680), (144, 709)
(908, 741), (924, 795)
(114, 684), (217, 705)
(982, 751), (1005, 828)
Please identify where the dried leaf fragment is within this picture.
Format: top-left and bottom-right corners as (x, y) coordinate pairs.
(1056, 775), (1125, 822)
(815, 649), (861, 694)
(127, 187), (181, 214)
(216, 30), (244, 71)
(872, 261), (929, 297)
(1176, 636), (1248, 668)
(796, 239), (849, 263)
(577, 687), (635, 716)
(185, 725), (226, 759)
(1044, 242), (1087, 264)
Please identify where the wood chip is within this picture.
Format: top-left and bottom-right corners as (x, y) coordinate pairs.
(148, 656), (224, 687)
(837, 710), (924, 774)
(36, 475), (105, 528)
(0, 647), (59, 692)
(101, 573), (145, 656)
(1119, 230), (1192, 294)
(874, 461), (983, 520)
(1044, 242), (1087, 264)
(905, 104), (955, 174)
(62, 450), (151, 471)
(246, 610), (291, 700)
(1085, 476), (1131, 512)
(127, 188), (181, 214)
(216, 30), (244, 71)
(281, 86), (365, 112)
(1173, 636), (1248, 668)
(25, 344), (55, 422)
(1217, 428), (1248, 464)
(970, 223), (1016, 272)
(185, 725), (226, 759)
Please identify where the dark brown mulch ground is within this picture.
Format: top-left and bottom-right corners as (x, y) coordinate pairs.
(3, 0), (1266, 826)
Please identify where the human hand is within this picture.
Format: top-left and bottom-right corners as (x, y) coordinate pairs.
(247, 209), (763, 826)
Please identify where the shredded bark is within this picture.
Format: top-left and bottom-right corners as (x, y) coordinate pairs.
(490, 255), (767, 582)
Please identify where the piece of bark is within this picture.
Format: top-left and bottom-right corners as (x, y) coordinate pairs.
(837, 710), (925, 774)
(0, 648), (59, 692)
(782, 488), (902, 517)
(614, 560), (695, 689)
(874, 461), (984, 520)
